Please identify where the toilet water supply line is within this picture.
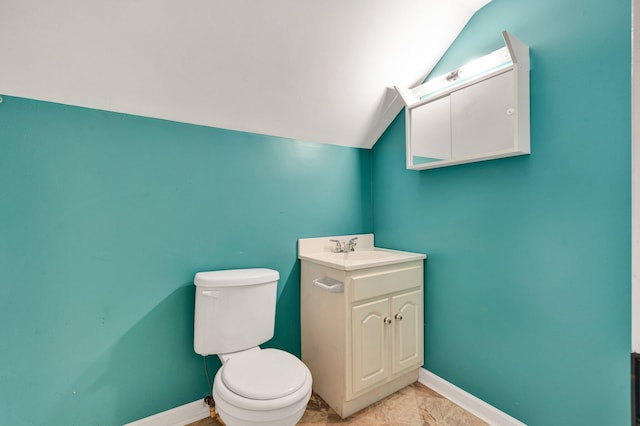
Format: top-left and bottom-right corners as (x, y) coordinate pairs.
(203, 356), (219, 419)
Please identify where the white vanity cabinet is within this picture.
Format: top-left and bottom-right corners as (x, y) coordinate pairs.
(300, 254), (425, 418)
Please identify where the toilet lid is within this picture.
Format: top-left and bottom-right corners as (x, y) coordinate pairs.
(221, 349), (308, 400)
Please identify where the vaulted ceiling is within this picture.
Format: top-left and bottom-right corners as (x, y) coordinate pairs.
(0, 0), (490, 148)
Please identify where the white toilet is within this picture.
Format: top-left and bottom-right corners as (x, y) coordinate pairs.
(194, 268), (312, 426)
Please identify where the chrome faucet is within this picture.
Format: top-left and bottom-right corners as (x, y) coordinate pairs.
(329, 237), (358, 253)
(329, 239), (344, 253)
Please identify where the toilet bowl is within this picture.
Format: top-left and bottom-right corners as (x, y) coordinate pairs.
(212, 348), (312, 425)
(193, 268), (313, 426)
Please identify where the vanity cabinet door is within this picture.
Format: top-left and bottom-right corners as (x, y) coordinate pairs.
(351, 298), (391, 394)
(391, 290), (423, 375)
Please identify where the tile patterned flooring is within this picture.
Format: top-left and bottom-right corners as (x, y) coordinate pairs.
(187, 381), (488, 426)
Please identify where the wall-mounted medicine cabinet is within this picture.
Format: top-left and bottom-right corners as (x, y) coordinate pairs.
(395, 31), (530, 170)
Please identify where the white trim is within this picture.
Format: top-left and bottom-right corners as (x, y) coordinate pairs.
(123, 399), (210, 426)
(632, 0), (640, 354)
(418, 368), (527, 426)
(123, 369), (521, 425)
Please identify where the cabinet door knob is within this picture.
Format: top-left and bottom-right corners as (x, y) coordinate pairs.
(383, 317), (392, 325)
(395, 313), (403, 321)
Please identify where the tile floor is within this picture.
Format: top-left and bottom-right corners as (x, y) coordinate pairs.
(187, 381), (487, 426)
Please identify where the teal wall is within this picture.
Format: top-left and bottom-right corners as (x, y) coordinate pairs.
(372, 0), (631, 425)
(0, 95), (373, 424)
(0, 0), (633, 424)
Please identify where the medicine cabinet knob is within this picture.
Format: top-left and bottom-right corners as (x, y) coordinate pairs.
(395, 313), (403, 321)
(383, 317), (392, 325)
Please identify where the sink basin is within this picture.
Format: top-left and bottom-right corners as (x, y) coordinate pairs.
(325, 250), (399, 261)
(299, 248), (425, 271)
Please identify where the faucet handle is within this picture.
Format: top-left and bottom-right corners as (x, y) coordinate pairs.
(347, 237), (358, 251)
(329, 239), (343, 253)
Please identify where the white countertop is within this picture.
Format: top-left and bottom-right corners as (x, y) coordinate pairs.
(298, 234), (426, 271)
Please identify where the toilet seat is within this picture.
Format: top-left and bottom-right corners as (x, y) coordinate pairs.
(221, 348), (307, 399)
(213, 349), (312, 411)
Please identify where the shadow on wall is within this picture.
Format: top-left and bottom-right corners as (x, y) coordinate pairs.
(270, 261), (303, 358)
(48, 284), (208, 425)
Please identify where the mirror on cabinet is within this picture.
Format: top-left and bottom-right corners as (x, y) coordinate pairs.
(395, 31), (530, 170)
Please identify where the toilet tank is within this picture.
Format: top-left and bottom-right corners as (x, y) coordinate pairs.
(194, 268), (279, 356)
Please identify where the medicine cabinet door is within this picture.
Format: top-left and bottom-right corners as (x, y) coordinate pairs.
(409, 95), (451, 166)
(450, 70), (516, 159)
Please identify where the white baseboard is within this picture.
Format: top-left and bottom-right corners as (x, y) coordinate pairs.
(125, 369), (525, 426)
(123, 399), (210, 426)
(418, 368), (526, 426)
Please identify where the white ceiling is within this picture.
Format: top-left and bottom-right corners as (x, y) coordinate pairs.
(0, 0), (490, 148)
